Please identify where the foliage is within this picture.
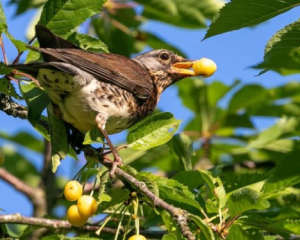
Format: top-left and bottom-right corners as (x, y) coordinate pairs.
(1, 0), (300, 239)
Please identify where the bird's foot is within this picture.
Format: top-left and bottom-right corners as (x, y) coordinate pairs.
(103, 154), (123, 178)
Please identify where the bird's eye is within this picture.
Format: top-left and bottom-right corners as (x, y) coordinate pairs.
(159, 53), (170, 61)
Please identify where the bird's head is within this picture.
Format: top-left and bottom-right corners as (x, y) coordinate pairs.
(133, 49), (196, 92)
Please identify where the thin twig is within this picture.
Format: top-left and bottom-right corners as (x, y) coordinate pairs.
(85, 147), (196, 240)
(0, 35), (8, 64)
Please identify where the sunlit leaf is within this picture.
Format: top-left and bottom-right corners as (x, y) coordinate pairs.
(254, 19), (300, 75)
(39, 0), (106, 36)
(204, 0), (300, 39)
(228, 188), (270, 216)
(127, 112), (181, 150)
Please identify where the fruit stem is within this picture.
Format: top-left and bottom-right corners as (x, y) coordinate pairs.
(123, 206), (133, 240)
(96, 203), (124, 235)
(114, 205), (127, 240)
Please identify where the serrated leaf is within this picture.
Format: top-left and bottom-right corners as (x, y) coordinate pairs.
(267, 219), (300, 235)
(189, 214), (215, 240)
(228, 188), (270, 217)
(98, 171), (110, 204)
(136, 172), (159, 196)
(262, 150), (300, 196)
(127, 112), (181, 150)
(20, 82), (50, 126)
(47, 105), (69, 173)
(137, 172), (202, 213)
(227, 224), (263, 240)
(67, 32), (108, 52)
(0, 78), (21, 99)
(0, 2), (7, 34)
(97, 188), (129, 213)
(167, 133), (193, 171)
(204, 0), (300, 39)
(39, 0), (106, 37)
(199, 169), (227, 209)
(254, 19), (300, 75)
(161, 211), (185, 240)
(83, 126), (104, 144)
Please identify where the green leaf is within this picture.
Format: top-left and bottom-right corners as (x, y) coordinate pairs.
(254, 19), (300, 75)
(246, 117), (299, 152)
(0, 63), (13, 75)
(19, 82), (50, 126)
(25, 41), (41, 63)
(207, 80), (239, 107)
(267, 219), (300, 235)
(162, 233), (178, 240)
(0, 78), (21, 99)
(167, 133), (193, 171)
(199, 169), (227, 209)
(227, 224), (263, 240)
(47, 105), (69, 173)
(141, 31), (186, 57)
(39, 0), (106, 36)
(228, 84), (267, 112)
(83, 126), (104, 145)
(172, 171), (205, 191)
(127, 112), (181, 150)
(98, 171), (110, 204)
(97, 188), (129, 213)
(262, 150), (300, 196)
(228, 188), (270, 217)
(137, 172), (202, 213)
(189, 214), (215, 240)
(0, 131), (43, 153)
(67, 32), (108, 52)
(138, 0), (223, 29)
(0, 2), (7, 34)
(204, 0), (300, 39)
(161, 211), (185, 240)
(177, 78), (206, 114)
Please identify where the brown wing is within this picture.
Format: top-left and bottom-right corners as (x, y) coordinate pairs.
(32, 47), (153, 99)
(33, 25), (153, 99)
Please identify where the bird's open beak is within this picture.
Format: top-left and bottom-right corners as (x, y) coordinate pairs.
(171, 61), (196, 76)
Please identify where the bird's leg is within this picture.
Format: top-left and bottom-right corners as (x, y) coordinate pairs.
(95, 113), (123, 177)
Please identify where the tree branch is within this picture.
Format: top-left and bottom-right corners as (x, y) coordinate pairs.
(0, 168), (46, 218)
(0, 213), (166, 238)
(0, 94), (196, 239)
(0, 94), (27, 119)
(84, 147), (196, 240)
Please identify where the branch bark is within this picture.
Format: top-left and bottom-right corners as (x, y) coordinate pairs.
(0, 214), (166, 238)
(85, 147), (196, 240)
(0, 96), (196, 239)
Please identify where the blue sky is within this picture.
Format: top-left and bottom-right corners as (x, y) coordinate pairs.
(1, 2), (300, 217)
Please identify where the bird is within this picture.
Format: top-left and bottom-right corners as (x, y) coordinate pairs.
(10, 25), (199, 175)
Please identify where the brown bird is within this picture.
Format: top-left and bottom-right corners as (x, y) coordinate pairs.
(11, 25), (199, 175)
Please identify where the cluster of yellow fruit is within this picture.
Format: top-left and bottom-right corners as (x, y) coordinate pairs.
(64, 180), (98, 227)
(193, 58), (217, 78)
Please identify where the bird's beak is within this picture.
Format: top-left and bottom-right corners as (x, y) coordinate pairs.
(171, 61), (196, 76)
